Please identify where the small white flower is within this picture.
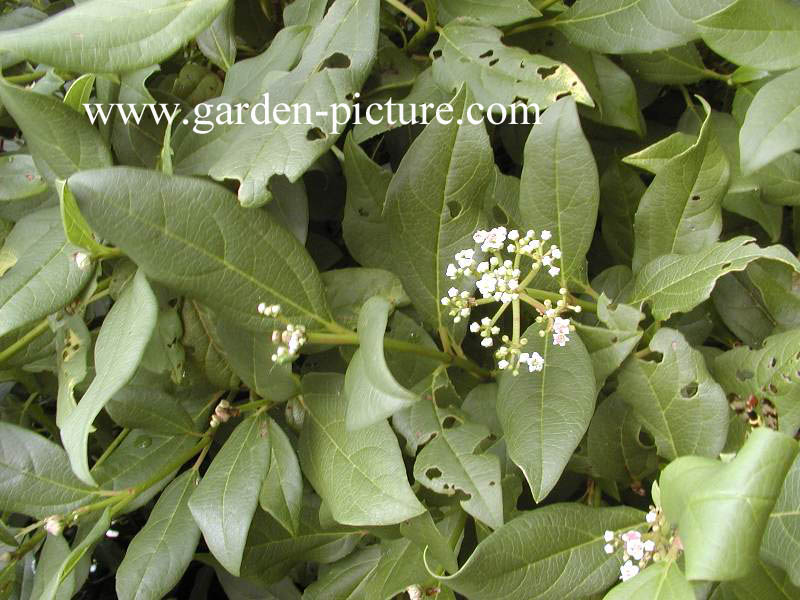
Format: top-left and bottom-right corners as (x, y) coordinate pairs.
(481, 337), (493, 347)
(73, 251), (92, 271)
(604, 543), (615, 554)
(621, 531), (641, 543)
(508, 230), (520, 241)
(548, 266), (560, 277)
(406, 585), (424, 600)
(498, 359), (509, 370)
(105, 529), (119, 539)
(645, 510), (657, 524)
(643, 540), (656, 553)
(619, 560), (639, 582)
(604, 530), (615, 543)
(470, 322), (480, 333)
(44, 516), (63, 536)
(541, 230), (552, 241)
(550, 245), (562, 259)
(627, 539), (645, 561)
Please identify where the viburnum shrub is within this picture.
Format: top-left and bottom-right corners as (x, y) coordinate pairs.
(2, 0), (800, 598)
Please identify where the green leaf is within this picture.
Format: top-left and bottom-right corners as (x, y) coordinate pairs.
(116, 471), (201, 600)
(497, 321), (596, 502)
(763, 453), (800, 586)
(284, 0), (327, 27)
(61, 269), (158, 486)
(63, 74), (96, 113)
(208, 0), (380, 207)
(345, 296), (418, 430)
(519, 95), (599, 285)
(31, 534), (75, 600)
(621, 45), (708, 85)
(740, 67), (800, 175)
(587, 394), (658, 485)
(105, 386), (195, 436)
(357, 537), (437, 599)
(438, 0), (539, 26)
(0, 422), (93, 519)
(180, 301), (239, 390)
(197, 1), (237, 71)
(0, 78), (112, 181)
(598, 162), (645, 267)
(0, 0), (229, 73)
(713, 560), (800, 599)
(574, 294), (644, 387)
(323, 268), (409, 330)
(604, 560), (694, 599)
(632, 99), (730, 272)
(698, 0), (800, 71)
(0, 154), (47, 201)
(714, 329), (800, 437)
(554, 0), (698, 54)
(67, 167), (332, 333)
(302, 546), (381, 600)
(57, 181), (112, 257)
(441, 503), (645, 600)
(399, 510), (461, 574)
(0, 207), (94, 337)
(660, 427), (798, 581)
(241, 501), (362, 584)
(623, 132), (696, 175)
(632, 236), (800, 320)
(216, 318), (299, 402)
(383, 85), (493, 333)
(616, 328), (728, 461)
(298, 372), (425, 526)
(341, 134), (393, 270)
(259, 418), (303, 537)
(189, 414), (271, 576)
(432, 21), (592, 112)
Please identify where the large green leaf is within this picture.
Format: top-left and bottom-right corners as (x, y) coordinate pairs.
(302, 546), (381, 600)
(431, 21), (592, 111)
(189, 414), (271, 576)
(208, 0), (380, 207)
(298, 373), (425, 526)
(0, 154), (47, 201)
(0, 422), (94, 519)
(660, 428), (798, 581)
(259, 418), (303, 537)
(604, 560), (693, 599)
(621, 45), (708, 85)
(632, 100), (729, 272)
(438, 0), (539, 26)
(497, 322), (596, 502)
(345, 296), (418, 430)
(180, 301), (239, 390)
(698, 0), (800, 71)
(616, 328), (728, 461)
(441, 504), (645, 600)
(763, 453), (800, 586)
(61, 269), (158, 486)
(67, 167), (332, 332)
(0, 208), (94, 337)
(383, 86), (493, 333)
(31, 534), (75, 600)
(0, 0), (229, 73)
(632, 236), (800, 320)
(740, 67), (800, 175)
(241, 502), (362, 584)
(104, 386), (195, 436)
(519, 96), (599, 286)
(712, 560), (800, 599)
(553, 0), (699, 54)
(0, 78), (112, 181)
(116, 471), (201, 600)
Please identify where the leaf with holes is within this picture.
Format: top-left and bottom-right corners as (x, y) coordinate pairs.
(432, 21), (592, 113)
(616, 328), (728, 461)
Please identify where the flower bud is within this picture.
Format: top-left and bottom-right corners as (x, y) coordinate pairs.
(44, 515), (64, 536)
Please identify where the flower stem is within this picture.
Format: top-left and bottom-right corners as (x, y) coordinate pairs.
(505, 17), (557, 37)
(383, 0), (427, 29)
(306, 331), (491, 379)
(4, 71), (45, 85)
(524, 288), (597, 313)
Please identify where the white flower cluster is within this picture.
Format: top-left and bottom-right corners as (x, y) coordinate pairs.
(603, 508), (672, 583)
(441, 287), (474, 323)
(495, 338), (545, 375)
(535, 289), (582, 347)
(257, 304), (307, 364)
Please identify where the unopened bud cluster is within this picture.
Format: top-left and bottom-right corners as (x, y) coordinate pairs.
(603, 507), (679, 583)
(257, 303), (307, 363)
(209, 399), (240, 428)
